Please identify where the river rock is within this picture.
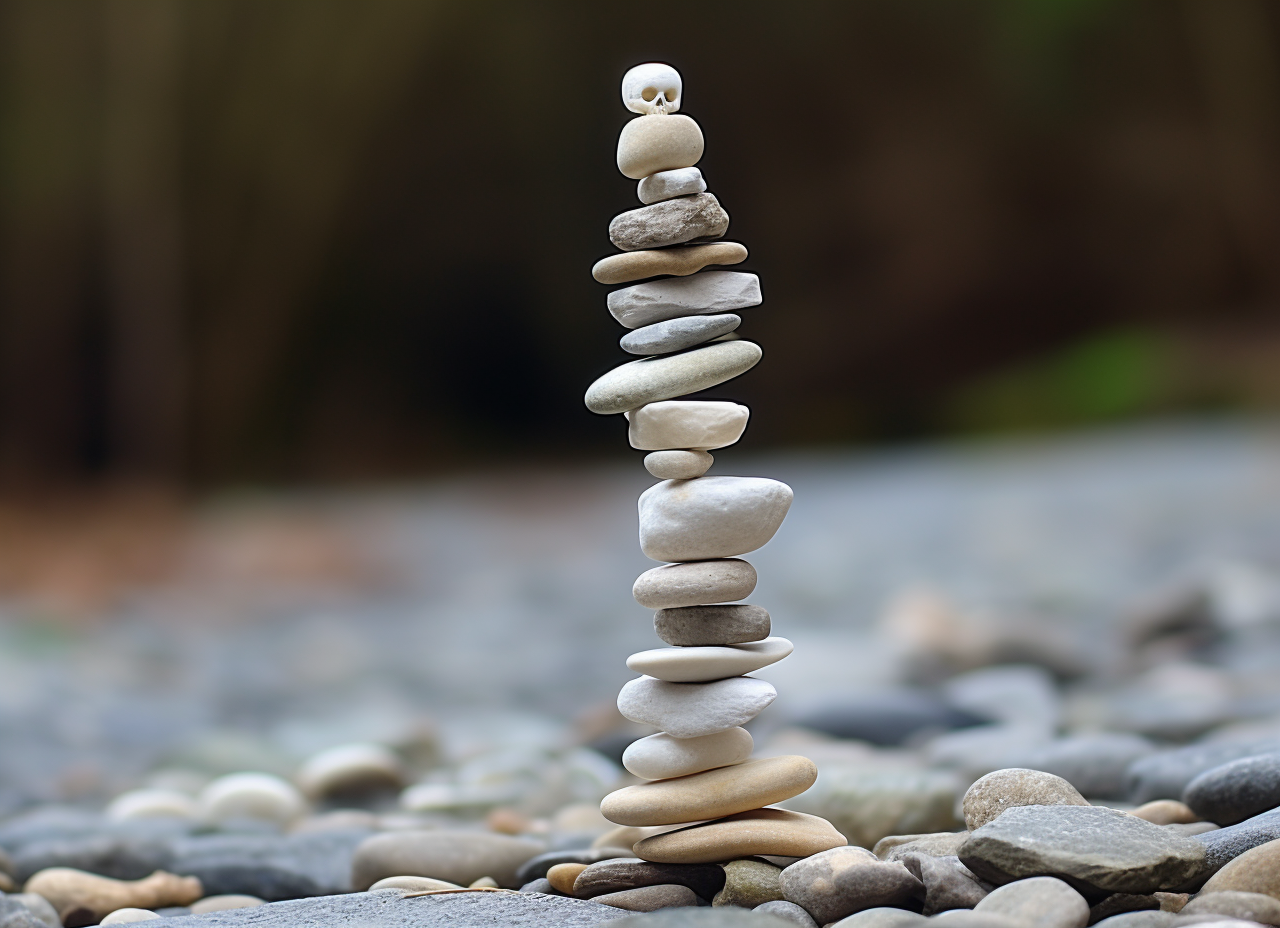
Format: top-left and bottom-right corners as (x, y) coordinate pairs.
(901, 853), (990, 914)
(635, 561), (758, 609)
(787, 691), (988, 747)
(827, 908), (929, 928)
(639, 476), (792, 562)
(618, 675), (777, 739)
(585, 341), (761, 415)
(198, 773), (306, 826)
(549, 862), (591, 893)
(630, 401), (750, 452)
(99, 910), (161, 924)
(369, 875), (461, 891)
(1127, 740), (1280, 805)
(646, 451), (715, 480)
(1184, 891), (1280, 924)
(608, 272), (761, 329)
(188, 895), (264, 913)
(713, 859), (784, 908)
(958, 805), (1208, 894)
(654, 605), (771, 646)
(1089, 893), (1161, 923)
(350, 831), (545, 890)
(1022, 734), (1157, 801)
(780, 845), (922, 924)
(105, 790), (199, 822)
(597, 883), (700, 910)
(618, 114), (704, 179)
(609, 194), (729, 251)
(783, 767), (963, 850)
(12, 833), (176, 882)
(573, 858), (726, 900)
(752, 900), (818, 927)
(638, 167), (708, 204)
(874, 832), (970, 862)
(23, 869), (202, 926)
(166, 829), (370, 899)
(1092, 915), (1177, 928)
(963, 768), (1090, 830)
(1183, 754), (1280, 827)
(623, 315), (743, 356)
(636, 810), (847, 865)
(624, 728), (755, 780)
(973, 876), (1089, 928)
(603, 756), (817, 826)
(627, 638), (793, 683)
(1200, 838), (1280, 898)
(596, 243), (747, 286)
(295, 743), (404, 800)
(1195, 807), (1280, 871)
(1134, 802), (1202, 826)
(515, 847), (639, 884)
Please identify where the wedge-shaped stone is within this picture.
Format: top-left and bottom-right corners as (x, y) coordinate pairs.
(634, 808), (847, 864)
(623, 728), (755, 780)
(609, 193), (729, 251)
(627, 637), (793, 683)
(633, 559), (757, 609)
(638, 167), (707, 204)
(617, 675), (776, 738)
(608, 272), (761, 329)
(622, 314), (742, 357)
(593, 242), (746, 285)
(602, 755), (817, 826)
(584, 341), (761, 416)
(639, 476), (792, 561)
(629, 401), (749, 452)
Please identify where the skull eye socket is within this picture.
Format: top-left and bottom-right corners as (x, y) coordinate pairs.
(662, 90), (676, 102)
(641, 87), (658, 102)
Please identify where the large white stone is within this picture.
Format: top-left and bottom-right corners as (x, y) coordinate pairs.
(638, 167), (706, 204)
(629, 401), (749, 452)
(626, 637), (793, 683)
(617, 675), (777, 738)
(623, 728), (755, 780)
(639, 476), (793, 562)
(198, 772), (306, 825)
(608, 271), (761, 329)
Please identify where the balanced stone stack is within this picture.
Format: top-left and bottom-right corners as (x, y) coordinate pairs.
(586, 63), (847, 867)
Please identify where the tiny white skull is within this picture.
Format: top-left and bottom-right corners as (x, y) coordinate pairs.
(621, 62), (682, 115)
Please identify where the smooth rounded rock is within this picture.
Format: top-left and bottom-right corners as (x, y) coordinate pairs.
(901, 853), (990, 915)
(714, 859), (784, 908)
(618, 114), (703, 179)
(655, 604), (771, 646)
(369, 875), (462, 892)
(634, 560), (757, 609)
(624, 315), (743, 357)
(1184, 754), (1280, 827)
(608, 272), (761, 329)
(974, 876), (1090, 928)
(351, 831), (545, 890)
(639, 167), (706, 204)
(602, 756), (817, 826)
(595, 242), (746, 285)
(754, 900), (819, 927)
(1184, 891), (1280, 925)
(874, 832), (970, 862)
(105, 789), (199, 822)
(189, 895), (265, 913)
(1126, 740), (1280, 806)
(199, 773), (306, 826)
(573, 858), (726, 900)
(780, 845), (922, 925)
(827, 907), (928, 928)
(963, 768), (1090, 830)
(609, 193), (729, 252)
(617, 675), (777, 739)
(640, 476), (792, 562)
(1196, 806), (1280, 870)
(295, 743), (404, 800)
(586, 341), (761, 416)
(1200, 838), (1280, 899)
(629, 401), (750, 452)
(634, 809), (847, 864)
(596, 883), (699, 910)
(24, 869), (202, 925)
(548, 862), (590, 894)
(627, 637), (793, 683)
(1135, 801), (1201, 826)
(646, 451), (715, 480)
(624, 728), (755, 780)
(100, 909), (161, 924)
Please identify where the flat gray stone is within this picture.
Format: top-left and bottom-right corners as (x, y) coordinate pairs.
(654, 605), (770, 646)
(585, 341), (762, 416)
(609, 194), (729, 251)
(958, 805), (1207, 895)
(622, 315), (742, 356)
(825, 908), (927, 928)
(608, 273), (761, 330)
(168, 830), (371, 900)
(574, 858), (726, 901)
(1127, 741), (1280, 805)
(973, 876), (1089, 928)
(596, 884), (699, 912)
(1183, 754), (1280, 827)
(1195, 807), (1280, 872)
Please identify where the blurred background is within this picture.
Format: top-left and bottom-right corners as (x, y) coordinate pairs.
(0, 0), (1278, 835)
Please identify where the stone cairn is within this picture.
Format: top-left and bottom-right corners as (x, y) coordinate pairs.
(586, 64), (847, 866)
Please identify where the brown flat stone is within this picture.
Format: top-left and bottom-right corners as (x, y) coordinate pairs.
(633, 809), (847, 864)
(592, 243), (748, 285)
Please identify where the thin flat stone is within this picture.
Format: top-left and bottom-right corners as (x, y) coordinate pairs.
(573, 858), (726, 900)
(608, 272), (761, 329)
(638, 168), (707, 204)
(617, 675), (776, 739)
(602, 757), (818, 827)
(639, 475), (792, 562)
(595, 883), (699, 911)
(629, 401), (749, 452)
(584, 341), (761, 416)
(626, 638), (793, 683)
(623, 729), (755, 781)
(609, 194), (729, 252)
(634, 809), (847, 864)
(594, 243), (746, 285)
(622, 315), (742, 357)
(645, 451), (714, 480)
(634, 560), (757, 609)
(654, 605), (771, 646)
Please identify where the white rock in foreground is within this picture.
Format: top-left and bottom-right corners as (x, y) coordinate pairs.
(617, 675), (777, 738)
(639, 476), (793, 561)
(629, 401), (749, 451)
(607, 271), (761, 329)
(199, 772), (306, 825)
(623, 728), (755, 780)
(626, 637), (793, 683)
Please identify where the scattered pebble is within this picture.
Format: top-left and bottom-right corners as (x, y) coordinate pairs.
(900, 853), (990, 915)
(189, 894), (265, 913)
(596, 883), (700, 911)
(874, 832), (969, 862)
(350, 831), (545, 890)
(962, 768), (1090, 830)
(780, 845), (922, 924)
(713, 858), (784, 908)
(1134, 801), (1202, 826)
(99, 909), (161, 924)
(1183, 754), (1280, 826)
(515, 847), (637, 884)
(198, 773), (306, 826)
(547, 862), (590, 894)
(972, 876), (1089, 928)
(104, 790), (198, 822)
(753, 900), (819, 927)
(368, 875), (461, 892)
(294, 743), (404, 801)
(1199, 837), (1280, 899)
(1126, 741), (1280, 806)
(1195, 807), (1280, 871)
(23, 868), (202, 926)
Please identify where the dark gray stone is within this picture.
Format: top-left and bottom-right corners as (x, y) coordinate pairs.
(958, 806), (1207, 895)
(1194, 807), (1280, 872)
(12, 834), (175, 882)
(601, 907), (799, 927)
(167, 830), (371, 900)
(1023, 734), (1157, 800)
(786, 691), (988, 747)
(654, 605), (770, 647)
(575, 859), (726, 902)
(1182, 891), (1280, 926)
(621, 315), (742, 357)
(516, 848), (634, 884)
(902, 853), (991, 915)
(522, 878), (557, 894)
(1183, 754), (1280, 826)
(1127, 741), (1280, 805)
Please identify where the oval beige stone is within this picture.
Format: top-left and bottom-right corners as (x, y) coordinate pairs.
(584, 341), (761, 415)
(633, 808), (847, 864)
(962, 768), (1089, 830)
(602, 756), (817, 826)
(634, 559), (757, 609)
(617, 115), (704, 179)
(1201, 837), (1280, 900)
(593, 243), (747, 286)
(1131, 799), (1199, 826)
(644, 450), (713, 480)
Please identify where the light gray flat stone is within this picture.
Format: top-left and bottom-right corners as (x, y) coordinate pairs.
(617, 676), (777, 739)
(622, 315), (742, 357)
(608, 273), (761, 329)
(623, 729), (754, 780)
(627, 638), (793, 683)
(609, 194), (729, 251)
(639, 476), (792, 562)
(638, 168), (707, 204)
(585, 342), (762, 416)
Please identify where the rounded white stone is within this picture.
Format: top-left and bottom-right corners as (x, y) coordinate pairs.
(626, 637), (793, 683)
(629, 401), (749, 452)
(198, 772), (306, 825)
(100, 910), (161, 924)
(638, 167), (706, 204)
(617, 675), (777, 738)
(639, 476), (793, 562)
(295, 743), (405, 799)
(370, 875), (464, 892)
(189, 895), (265, 914)
(623, 728), (755, 780)
(644, 450), (713, 480)
(105, 789), (198, 822)
(607, 271), (762, 330)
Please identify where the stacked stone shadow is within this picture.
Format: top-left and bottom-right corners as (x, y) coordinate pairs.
(585, 63), (846, 865)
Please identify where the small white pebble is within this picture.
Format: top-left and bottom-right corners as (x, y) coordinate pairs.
(100, 909), (161, 924)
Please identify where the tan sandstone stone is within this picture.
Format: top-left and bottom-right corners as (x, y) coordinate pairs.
(962, 768), (1089, 830)
(24, 869), (202, 925)
(593, 243), (748, 285)
(633, 808), (846, 864)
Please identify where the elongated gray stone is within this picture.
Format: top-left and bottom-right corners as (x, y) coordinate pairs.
(584, 341), (761, 416)
(617, 675), (777, 739)
(622, 315), (742, 356)
(608, 273), (761, 329)
(1183, 753), (1280, 827)
(609, 193), (729, 251)
(639, 476), (792, 561)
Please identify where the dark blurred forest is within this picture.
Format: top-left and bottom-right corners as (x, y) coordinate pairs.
(1, 0), (1279, 487)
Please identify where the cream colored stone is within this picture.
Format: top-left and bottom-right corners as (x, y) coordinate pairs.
(626, 637), (792, 683)
(593, 242), (746, 285)
(469, 876), (499, 888)
(617, 675), (776, 738)
(199, 772), (306, 825)
(639, 475), (792, 561)
(369, 875), (463, 892)
(633, 809), (847, 864)
(585, 341), (761, 415)
(638, 167), (706, 204)
(607, 272), (761, 329)
(623, 728), (754, 780)
(644, 451), (713, 480)
(24, 869), (202, 925)
(101, 909), (161, 924)
(602, 756), (817, 826)
(618, 115), (703, 179)
(629, 401), (749, 452)
(962, 768), (1089, 830)
(548, 863), (590, 894)
(633, 559), (757, 608)
(1131, 799), (1199, 825)
(189, 895), (264, 913)
(592, 824), (686, 851)
(105, 789), (198, 822)
(295, 743), (404, 799)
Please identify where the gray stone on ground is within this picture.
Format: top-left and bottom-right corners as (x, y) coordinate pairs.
(602, 907), (799, 927)
(350, 831), (545, 890)
(1199, 837), (1280, 898)
(1183, 754), (1280, 826)
(1090, 893), (1161, 923)
(1093, 914), (1177, 928)
(901, 853), (990, 914)
(1183, 891), (1280, 925)
(713, 859), (783, 908)
(0, 894), (58, 928)
(825, 909), (927, 928)
(780, 846), (922, 925)
(750, 901), (817, 927)
(785, 690), (988, 747)
(608, 194), (730, 252)
(574, 858), (726, 901)
(973, 876), (1089, 928)
(873, 832), (968, 862)
(958, 805), (1207, 895)
(621, 315), (742, 356)
(168, 830), (371, 900)
(522, 877), (556, 894)
(595, 884), (699, 912)
(1126, 741), (1280, 805)
(1195, 808), (1280, 872)
(11, 834), (175, 882)
(962, 768), (1090, 831)
(783, 767), (962, 850)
